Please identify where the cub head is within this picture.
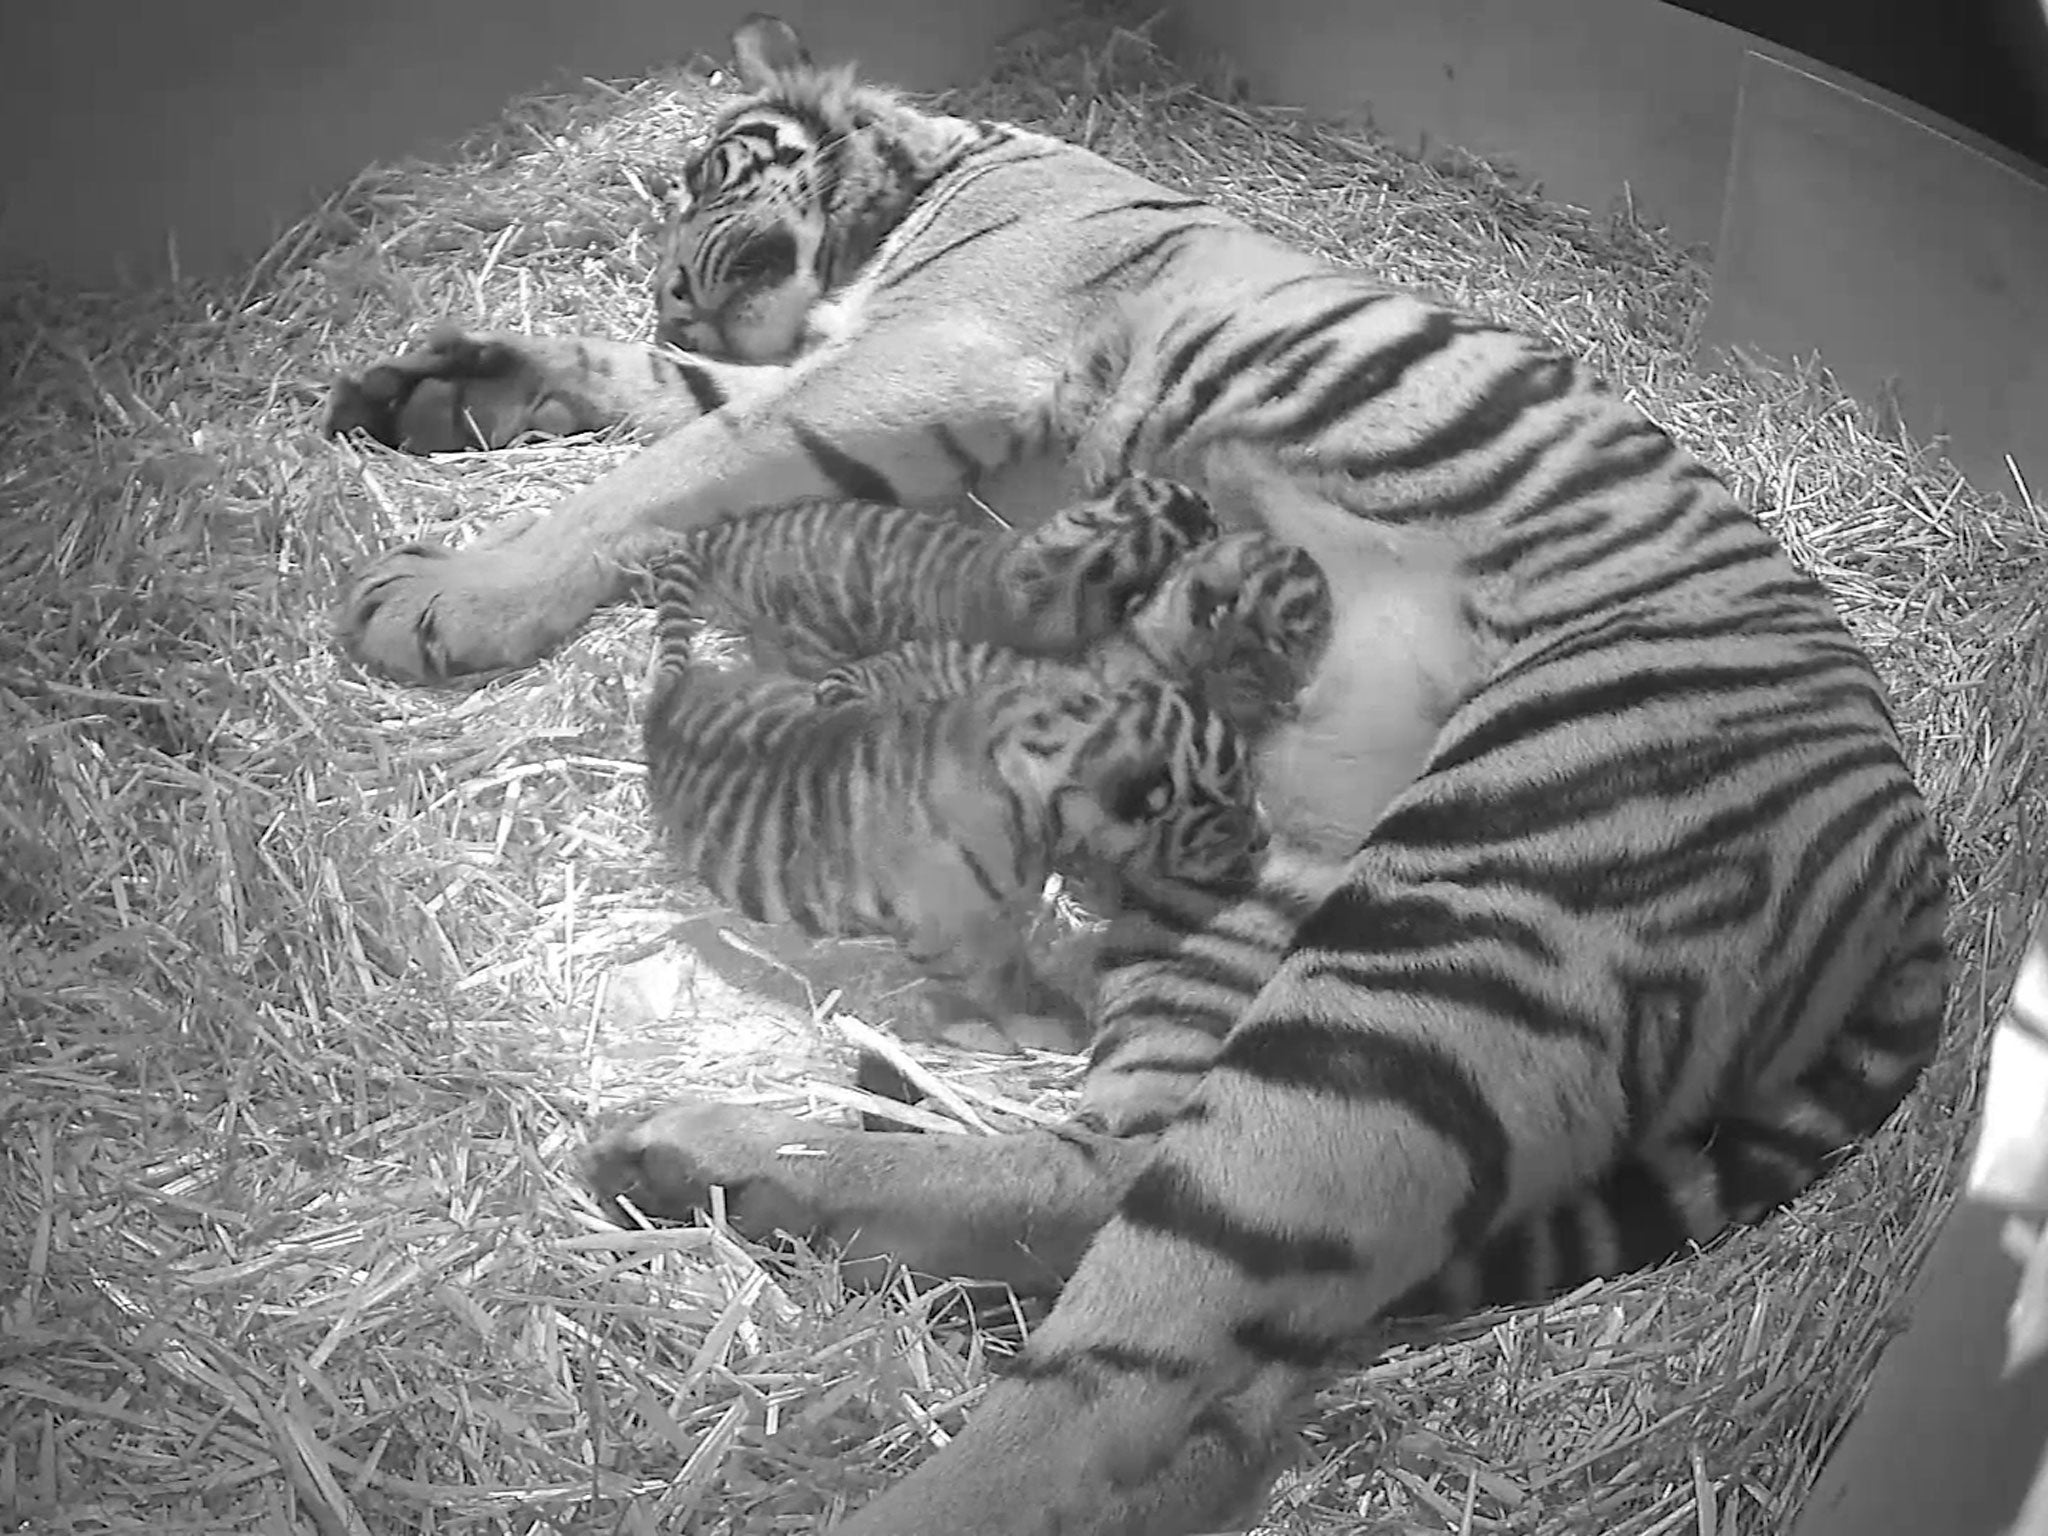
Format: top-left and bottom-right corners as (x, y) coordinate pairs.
(1001, 477), (1223, 650)
(652, 14), (969, 362)
(1024, 679), (1265, 906)
(1122, 533), (1334, 741)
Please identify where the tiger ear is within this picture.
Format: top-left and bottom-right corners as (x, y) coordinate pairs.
(731, 14), (812, 90)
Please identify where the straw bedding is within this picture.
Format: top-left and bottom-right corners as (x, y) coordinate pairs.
(3, 12), (2044, 1534)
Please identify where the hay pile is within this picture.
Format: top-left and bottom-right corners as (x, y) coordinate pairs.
(3, 12), (2044, 1534)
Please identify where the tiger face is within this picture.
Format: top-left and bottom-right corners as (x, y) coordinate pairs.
(1053, 681), (1266, 902)
(1001, 476), (1223, 650)
(652, 109), (829, 361)
(651, 14), (949, 363)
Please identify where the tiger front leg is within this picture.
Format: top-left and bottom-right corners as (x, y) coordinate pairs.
(323, 327), (787, 452)
(578, 1100), (1145, 1296)
(334, 319), (1060, 683)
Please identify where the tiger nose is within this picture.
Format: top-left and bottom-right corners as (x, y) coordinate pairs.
(1207, 808), (1266, 859)
(1236, 813), (1269, 859)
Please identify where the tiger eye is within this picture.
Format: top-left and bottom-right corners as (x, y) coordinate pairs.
(727, 230), (795, 284)
(1108, 767), (1174, 822)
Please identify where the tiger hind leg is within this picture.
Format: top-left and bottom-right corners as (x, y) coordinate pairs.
(1408, 879), (1951, 1314)
(823, 913), (1632, 1536)
(969, 1362), (1309, 1536)
(1109, 1365), (1309, 1536)
(323, 327), (789, 453)
(577, 1101), (1145, 1295)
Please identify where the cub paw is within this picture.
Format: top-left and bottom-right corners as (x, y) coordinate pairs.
(577, 1101), (837, 1241)
(324, 326), (581, 453)
(1103, 475), (1220, 552)
(811, 665), (869, 708)
(1126, 532), (1333, 738)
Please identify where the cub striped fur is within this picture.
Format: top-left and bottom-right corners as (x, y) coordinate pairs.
(811, 637), (1054, 709)
(814, 530), (1335, 747)
(641, 474), (1218, 680)
(641, 566), (1264, 1052)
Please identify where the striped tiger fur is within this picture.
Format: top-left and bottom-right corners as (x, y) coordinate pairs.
(641, 554), (1265, 1054)
(813, 529), (1334, 743)
(640, 473), (1218, 681)
(333, 16), (1952, 1534)
(802, 535), (1333, 949)
(811, 636), (1051, 708)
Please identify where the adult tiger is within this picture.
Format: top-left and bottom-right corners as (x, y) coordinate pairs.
(327, 16), (1952, 1535)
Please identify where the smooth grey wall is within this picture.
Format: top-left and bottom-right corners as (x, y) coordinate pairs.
(1165, 0), (2048, 504)
(0, 0), (1042, 287)
(1672, 0), (2048, 166)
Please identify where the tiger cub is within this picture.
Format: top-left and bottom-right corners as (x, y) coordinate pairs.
(640, 571), (1265, 1053)
(811, 637), (1060, 709)
(815, 530), (1335, 746)
(644, 474), (1218, 681)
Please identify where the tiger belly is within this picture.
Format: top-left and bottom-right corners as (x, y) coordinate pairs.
(1254, 563), (1484, 859)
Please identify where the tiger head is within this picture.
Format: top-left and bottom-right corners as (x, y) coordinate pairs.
(1001, 476), (1224, 650)
(1116, 532), (1335, 742)
(1013, 679), (1267, 907)
(651, 15), (973, 362)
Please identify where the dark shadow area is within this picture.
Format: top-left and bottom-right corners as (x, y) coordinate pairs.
(1672, 0), (2048, 167)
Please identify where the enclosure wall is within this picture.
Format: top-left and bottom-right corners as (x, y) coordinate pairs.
(0, 0), (1038, 290)
(1165, 0), (2048, 507)
(1670, 0), (2048, 166)
(1157, 1), (2048, 1527)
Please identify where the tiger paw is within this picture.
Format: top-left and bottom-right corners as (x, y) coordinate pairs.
(336, 537), (584, 682)
(1121, 531), (1333, 737)
(811, 664), (869, 709)
(324, 326), (589, 452)
(1073, 1072), (1194, 1137)
(577, 1100), (840, 1239)
(1000, 1010), (1091, 1054)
